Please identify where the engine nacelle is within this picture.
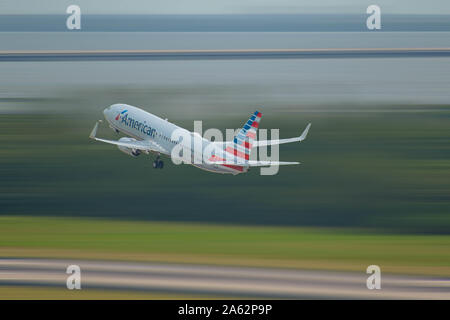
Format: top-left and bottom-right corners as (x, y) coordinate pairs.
(117, 137), (141, 157)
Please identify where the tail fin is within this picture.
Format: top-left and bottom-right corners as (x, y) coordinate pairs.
(224, 110), (262, 161)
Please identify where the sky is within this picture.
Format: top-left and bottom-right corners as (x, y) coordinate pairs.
(1, 0), (449, 15)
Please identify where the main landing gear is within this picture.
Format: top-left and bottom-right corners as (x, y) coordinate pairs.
(152, 156), (164, 169)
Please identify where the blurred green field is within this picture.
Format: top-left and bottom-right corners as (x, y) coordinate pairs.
(1, 216), (449, 276)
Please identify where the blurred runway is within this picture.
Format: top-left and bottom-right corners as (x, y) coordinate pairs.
(1, 259), (449, 299)
(1, 48), (450, 61)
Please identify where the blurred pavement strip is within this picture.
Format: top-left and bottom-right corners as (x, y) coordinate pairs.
(1, 48), (450, 61)
(1, 259), (449, 299)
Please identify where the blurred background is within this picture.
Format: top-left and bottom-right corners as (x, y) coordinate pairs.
(0, 0), (449, 299)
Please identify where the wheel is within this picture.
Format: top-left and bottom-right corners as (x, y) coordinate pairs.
(158, 160), (164, 169)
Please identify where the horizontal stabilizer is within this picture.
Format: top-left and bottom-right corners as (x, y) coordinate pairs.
(253, 123), (311, 147)
(207, 160), (300, 167)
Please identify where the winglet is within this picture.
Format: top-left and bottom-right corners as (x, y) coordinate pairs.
(89, 120), (102, 139)
(299, 123), (311, 141)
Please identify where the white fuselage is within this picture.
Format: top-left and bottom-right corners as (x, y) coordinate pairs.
(103, 104), (247, 175)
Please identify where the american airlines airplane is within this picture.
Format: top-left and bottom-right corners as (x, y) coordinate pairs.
(89, 104), (311, 175)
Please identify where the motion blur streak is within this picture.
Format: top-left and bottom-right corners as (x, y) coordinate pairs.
(1, 259), (449, 299)
(1, 48), (450, 61)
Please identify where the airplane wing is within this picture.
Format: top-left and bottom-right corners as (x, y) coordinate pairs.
(246, 161), (299, 166)
(89, 121), (168, 154)
(253, 123), (311, 147)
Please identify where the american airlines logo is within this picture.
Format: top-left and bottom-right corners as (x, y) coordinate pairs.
(116, 110), (157, 138)
(115, 109), (127, 120)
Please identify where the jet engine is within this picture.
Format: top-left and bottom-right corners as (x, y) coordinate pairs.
(117, 137), (141, 157)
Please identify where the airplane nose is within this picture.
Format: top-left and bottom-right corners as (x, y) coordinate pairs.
(103, 106), (112, 118)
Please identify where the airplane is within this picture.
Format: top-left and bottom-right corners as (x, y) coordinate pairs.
(89, 104), (311, 175)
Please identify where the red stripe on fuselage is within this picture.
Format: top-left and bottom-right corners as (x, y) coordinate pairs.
(223, 164), (244, 172)
(208, 155), (244, 172)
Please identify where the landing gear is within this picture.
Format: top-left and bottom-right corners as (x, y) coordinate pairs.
(152, 156), (164, 169)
